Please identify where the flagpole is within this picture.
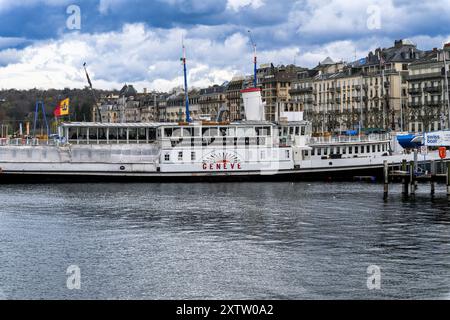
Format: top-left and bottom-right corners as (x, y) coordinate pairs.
(182, 42), (191, 123)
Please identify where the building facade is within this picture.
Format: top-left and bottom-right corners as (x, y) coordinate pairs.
(406, 46), (450, 133)
(199, 85), (227, 121)
(258, 64), (303, 121)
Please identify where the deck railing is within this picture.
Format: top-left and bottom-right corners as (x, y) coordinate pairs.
(310, 134), (391, 145)
(0, 138), (58, 146)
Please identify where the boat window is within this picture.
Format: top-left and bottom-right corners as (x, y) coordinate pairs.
(191, 152), (196, 161)
(89, 128), (97, 141)
(245, 137), (250, 146)
(349, 147), (353, 154)
(305, 150), (309, 157)
(236, 127), (246, 136)
(128, 128), (138, 141)
(295, 127), (300, 135)
(257, 137), (266, 146)
(189, 127), (198, 137)
(317, 148), (322, 156)
(289, 127), (294, 135)
(343, 147), (347, 154)
(256, 127), (271, 136)
(164, 154), (170, 161)
(354, 146), (358, 154)
(78, 127), (88, 141)
(178, 151), (183, 161)
(301, 126), (306, 136)
(286, 150), (290, 159)
(164, 128), (173, 137)
(203, 127), (218, 137)
(172, 128), (183, 137)
(337, 147), (341, 154)
(372, 145), (376, 152)
(108, 128), (118, 142)
(361, 146), (365, 154)
(324, 148), (328, 155)
(377, 145), (381, 152)
(311, 148), (315, 156)
(182, 128), (193, 137)
(138, 128), (146, 141)
(367, 145), (370, 153)
(149, 128), (157, 141)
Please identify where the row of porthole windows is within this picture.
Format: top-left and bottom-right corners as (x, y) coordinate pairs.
(307, 144), (388, 157)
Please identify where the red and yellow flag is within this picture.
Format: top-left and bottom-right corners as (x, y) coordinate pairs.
(54, 98), (70, 117)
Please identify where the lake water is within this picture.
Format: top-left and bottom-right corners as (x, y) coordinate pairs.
(0, 182), (449, 300)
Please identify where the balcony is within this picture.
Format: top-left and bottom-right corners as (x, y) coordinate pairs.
(408, 88), (422, 95)
(306, 98), (314, 104)
(289, 87), (313, 95)
(424, 86), (442, 93)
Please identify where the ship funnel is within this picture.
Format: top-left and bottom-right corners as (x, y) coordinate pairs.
(241, 88), (265, 121)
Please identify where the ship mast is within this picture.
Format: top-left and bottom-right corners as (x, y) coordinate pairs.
(182, 41), (191, 123)
(248, 30), (257, 88)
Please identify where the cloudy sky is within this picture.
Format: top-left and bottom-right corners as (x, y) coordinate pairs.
(0, 0), (449, 92)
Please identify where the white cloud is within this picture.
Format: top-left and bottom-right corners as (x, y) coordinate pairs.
(289, 0), (450, 39)
(0, 24), (250, 91)
(226, 0), (264, 11)
(0, 22), (448, 92)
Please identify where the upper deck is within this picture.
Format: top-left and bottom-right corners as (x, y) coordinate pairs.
(57, 121), (312, 148)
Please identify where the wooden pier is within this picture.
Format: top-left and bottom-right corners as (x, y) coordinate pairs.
(383, 159), (450, 199)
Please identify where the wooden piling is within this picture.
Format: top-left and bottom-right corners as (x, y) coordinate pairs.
(430, 160), (436, 196)
(447, 162), (450, 197)
(383, 160), (389, 200)
(402, 159), (408, 196)
(410, 160), (415, 196)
